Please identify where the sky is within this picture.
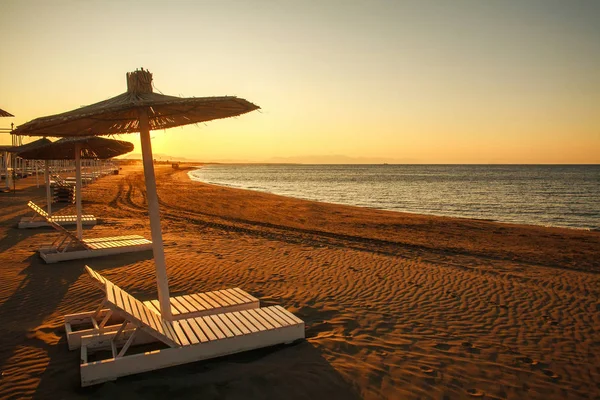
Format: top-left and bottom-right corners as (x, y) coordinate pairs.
(1, 0), (599, 164)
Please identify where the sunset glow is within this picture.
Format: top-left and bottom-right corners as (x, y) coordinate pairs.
(1, 0), (598, 163)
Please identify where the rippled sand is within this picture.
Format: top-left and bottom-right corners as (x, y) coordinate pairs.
(0, 164), (598, 399)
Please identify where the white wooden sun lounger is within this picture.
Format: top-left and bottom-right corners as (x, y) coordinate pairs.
(79, 278), (304, 386)
(27, 202), (152, 263)
(65, 266), (260, 350)
(18, 201), (96, 228)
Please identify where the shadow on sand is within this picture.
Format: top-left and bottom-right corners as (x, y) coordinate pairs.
(34, 340), (362, 400)
(0, 249), (154, 380)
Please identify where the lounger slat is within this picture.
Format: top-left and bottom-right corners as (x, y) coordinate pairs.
(178, 320), (199, 345)
(106, 281), (116, 304)
(121, 290), (134, 318)
(217, 314), (243, 336)
(202, 315), (227, 340)
(232, 311), (259, 333)
(144, 301), (161, 315)
(262, 307), (290, 327)
(132, 298), (155, 331)
(232, 287), (258, 303)
(146, 306), (165, 333)
(270, 306), (297, 326)
(189, 294), (213, 310)
(255, 308), (283, 329)
(209, 315), (234, 338)
(239, 309), (265, 331)
(217, 289), (243, 305)
(197, 293), (221, 309)
(275, 305), (304, 325)
(171, 322), (190, 346)
(209, 291), (234, 307)
(161, 314), (180, 341)
(247, 308), (274, 329)
(113, 286), (125, 311)
(180, 294), (205, 312)
(226, 312), (252, 335)
(222, 288), (248, 304)
(170, 298), (187, 315)
(186, 318), (209, 343)
(175, 296), (195, 314)
(193, 316), (218, 341)
(177, 296), (199, 313)
(205, 291), (231, 307)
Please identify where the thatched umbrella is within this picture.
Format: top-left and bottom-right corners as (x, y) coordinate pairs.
(0, 138), (51, 192)
(0, 108), (14, 118)
(0, 108), (15, 189)
(12, 69), (259, 321)
(18, 137), (134, 237)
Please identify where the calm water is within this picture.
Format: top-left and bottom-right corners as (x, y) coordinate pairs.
(188, 165), (600, 230)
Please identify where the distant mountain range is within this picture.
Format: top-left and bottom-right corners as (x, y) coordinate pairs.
(120, 153), (419, 164)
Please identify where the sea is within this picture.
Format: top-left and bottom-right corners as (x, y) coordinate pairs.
(188, 164), (600, 231)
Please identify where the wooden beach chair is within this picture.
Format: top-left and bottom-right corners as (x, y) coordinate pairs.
(29, 202), (152, 263)
(65, 266), (260, 350)
(18, 201), (97, 229)
(79, 275), (304, 386)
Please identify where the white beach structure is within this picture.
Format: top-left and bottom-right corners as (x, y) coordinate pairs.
(12, 69), (305, 384)
(16, 136), (133, 232)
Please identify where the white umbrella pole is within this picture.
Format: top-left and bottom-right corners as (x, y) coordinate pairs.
(45, 160), (52, 216)
(3, 151), (8, 190)
(35, 160), (39, 188)
(138, 109), (173, 321)
(2, 151), (10, 190)
(75, 144), (83, 240)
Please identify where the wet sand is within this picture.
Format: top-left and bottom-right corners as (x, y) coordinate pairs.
(0, 164), (598, 399)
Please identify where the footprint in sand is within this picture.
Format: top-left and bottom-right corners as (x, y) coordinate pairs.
(419, 365), (435, 374)
(516, 356), (539, 366)
(461, 342), (481, 353)
(490, 301), (508, 309)
(433, 343), (452, 351)
(543, 369), (561, 380)
(542, 315), (559, 326)
(466, 388), (485, 397)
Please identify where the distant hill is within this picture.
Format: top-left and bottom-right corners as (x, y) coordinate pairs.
(120, 153), (198, 162)
(267, 155), (420, 164)
(120, 153), (420, 164)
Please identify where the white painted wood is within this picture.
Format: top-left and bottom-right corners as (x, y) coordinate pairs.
(18, 215), (96, 229)
(75, 143), (83, 240)
(66, 267), (261, 349)
(45, 160), (52, 216)
(138, 109), (172, 321)
(80, 306), (305, 386)
(40, 242), (153, 263)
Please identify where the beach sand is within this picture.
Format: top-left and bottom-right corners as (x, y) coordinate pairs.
(0, 164), (598, 399)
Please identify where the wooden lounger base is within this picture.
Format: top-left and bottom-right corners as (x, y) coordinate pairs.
(18, 215), (97, 229)
(66, 287), (261, 350)
(39, 242), (152, 263)
(80, 306), (305, 387)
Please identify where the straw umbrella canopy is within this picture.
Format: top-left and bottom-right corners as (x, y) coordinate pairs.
(17, 136), (134, 160)
(0, 108), (14, 118)
(12, 69), (260, 321)
(17, 137), (134, 237)
(1, 138), (52, 153)
(0, 138), (51, 191)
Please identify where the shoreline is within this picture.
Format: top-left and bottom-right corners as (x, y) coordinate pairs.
(186, 167), (599, 233)
(0, 164), (598, 399)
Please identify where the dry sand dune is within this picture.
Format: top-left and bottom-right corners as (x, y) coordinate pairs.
(0, 164), (598, 399)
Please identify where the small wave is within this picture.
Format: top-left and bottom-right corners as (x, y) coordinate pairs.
(187, 165), (600, 230)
